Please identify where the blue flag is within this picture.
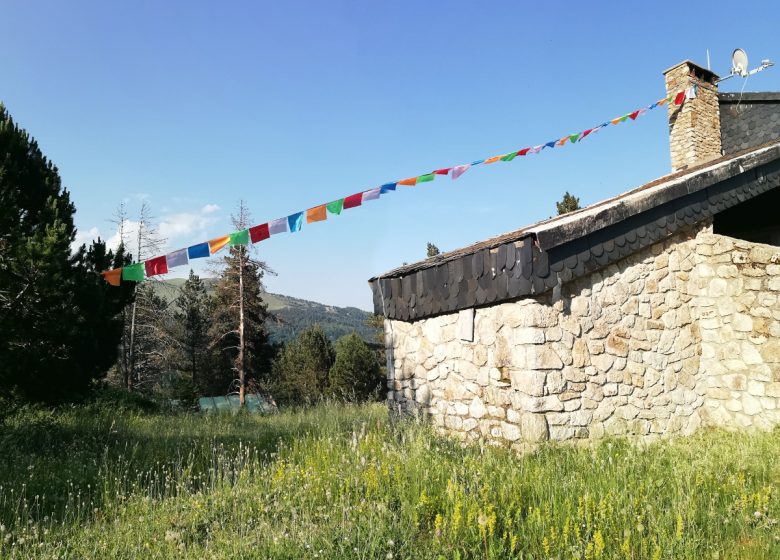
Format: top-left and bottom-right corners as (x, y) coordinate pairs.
(188, 242), (210, 259)
(288, 212), (304, 232)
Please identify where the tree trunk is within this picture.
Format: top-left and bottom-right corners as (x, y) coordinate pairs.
(127, 300), (137, 392)
(238, 247), (246, 407)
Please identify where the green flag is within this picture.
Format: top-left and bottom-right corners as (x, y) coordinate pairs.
(417, 173), (435, 183)
(569, 133), (581, 143)
(326, 199), (344, 215)
(500, 152), (517, 162)
(122, 263), (145, 282)
(229, 229), (249, 245)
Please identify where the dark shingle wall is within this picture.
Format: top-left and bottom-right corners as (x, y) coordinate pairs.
(719, 93), (780, 155)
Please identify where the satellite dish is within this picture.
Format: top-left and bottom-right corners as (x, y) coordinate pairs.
(732, 48), (749, 77)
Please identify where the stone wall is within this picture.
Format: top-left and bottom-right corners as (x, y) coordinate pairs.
(384, 227), (780, 448)
(664, 61), (722, 172)
(691, 235), (780, 429)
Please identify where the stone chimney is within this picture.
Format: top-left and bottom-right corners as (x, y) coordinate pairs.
(663, 60), (722, 172)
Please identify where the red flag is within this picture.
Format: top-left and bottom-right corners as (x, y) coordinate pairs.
(674, 91), (685, 106)
(581, 129), (593, 140)
(343, 193), (363, 209)
(517, 148), (530, 156)
(145, 255), (168, 277)
(629, 110), (640, 120)
(433, 168), (451, 175)
(249, 223), (270, 243)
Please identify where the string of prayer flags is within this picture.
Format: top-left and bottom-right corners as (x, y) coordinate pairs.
(229, 229), (249, 246)
(102, 88), (689, 286)
(145, 255), (168, 277)
(249, 223), (270, 243)
(208, 235), (230, 254)
(307, 205), (327, 223)
(188, 243), (210, 259)
(167, 248), (188, 268)
(288, 212), (304, 232)
(102, 268), (122, 286)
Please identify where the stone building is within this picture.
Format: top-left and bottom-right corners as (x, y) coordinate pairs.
(368, 60), (780, 448)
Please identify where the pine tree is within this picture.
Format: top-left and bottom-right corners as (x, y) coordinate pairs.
(174, 270), (211, 392)
(329, 332), (381, 402)
(208, 202), (272, 403)
(271, 324), (335, 404)
(426, 242), (441, 257)
(556, 192), (581, 215)
(0, 103), (133, 401)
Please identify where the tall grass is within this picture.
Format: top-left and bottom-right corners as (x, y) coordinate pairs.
(1, 401), (780, 558)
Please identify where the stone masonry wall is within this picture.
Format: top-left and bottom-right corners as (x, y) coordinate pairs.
(691, 235), (780, 429)
(384, 227), (780, 449)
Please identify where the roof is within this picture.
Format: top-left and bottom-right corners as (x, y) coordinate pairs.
(368, 141), (780, 321)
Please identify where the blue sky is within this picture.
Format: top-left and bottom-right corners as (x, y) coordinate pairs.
(3, 0), (780, 310)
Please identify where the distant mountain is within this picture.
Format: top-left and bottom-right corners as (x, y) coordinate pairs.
(153, 278), (376, 344)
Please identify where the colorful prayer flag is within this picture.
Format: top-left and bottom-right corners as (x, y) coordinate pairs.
(451, 164), (471, 180)
(674, 91), (685, 105)
(529, 146), (543, 154)
(433, 168), (451, 175)
(326, 199), (344, 215)
(417, 173), (435, 183)
(629, 110), (640, 120)
(500, 152), (517, 161)
(249, 223), (270, 243)
(471, 159), (484, 165)
(517, 148), (531, 156)
(269, 218), (288, 235)
(101, 268), (122, 286)
(362, 188), (380, 201)
(398, 177), (417, 186)
(188, 243), (210, 259)
(543, 141), (556, 149)
(580, 129), (593, 140)
(306, 205), (327, 223)
(557, 136), (569, 146)
(145, 255), (168, 277)
(288, 212), (304, 232)
(208, 235), (230, 254)
(569, 133), (581, 143)
(483, 156), (501, 164)
(229, 229), (249, 245)
(122, 263), (145, 282)
(343, 193), (363, 209)
(380, 183), (396, 193)
(166, 248), (188, 268)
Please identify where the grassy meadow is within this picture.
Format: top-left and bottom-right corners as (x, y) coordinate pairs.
(1, 400), (780, 559)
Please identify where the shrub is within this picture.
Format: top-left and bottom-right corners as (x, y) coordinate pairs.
(329, 332), (382, 401)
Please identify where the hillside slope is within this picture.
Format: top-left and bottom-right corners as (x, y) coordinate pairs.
(154, 279), (375, 344)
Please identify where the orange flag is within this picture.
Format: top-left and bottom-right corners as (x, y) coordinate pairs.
(208, 235), (230, 254)
(398, 177), (417, 186)
(483, 156), (501, 164)
(306, 205), (327, 223)
(101, 268), (122, 286)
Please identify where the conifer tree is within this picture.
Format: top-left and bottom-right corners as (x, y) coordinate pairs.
(174, 270), (211, 392)
(329, 332), (381, 401)
(208, 202), (272, 403)
(271, 324), (335, 404)
(556, 192), (581, 215)
(426, 242), (441, 257)
(0, 103), (133, 401)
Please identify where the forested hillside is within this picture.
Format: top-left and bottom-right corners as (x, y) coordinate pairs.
(157, 279), (375, 343)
